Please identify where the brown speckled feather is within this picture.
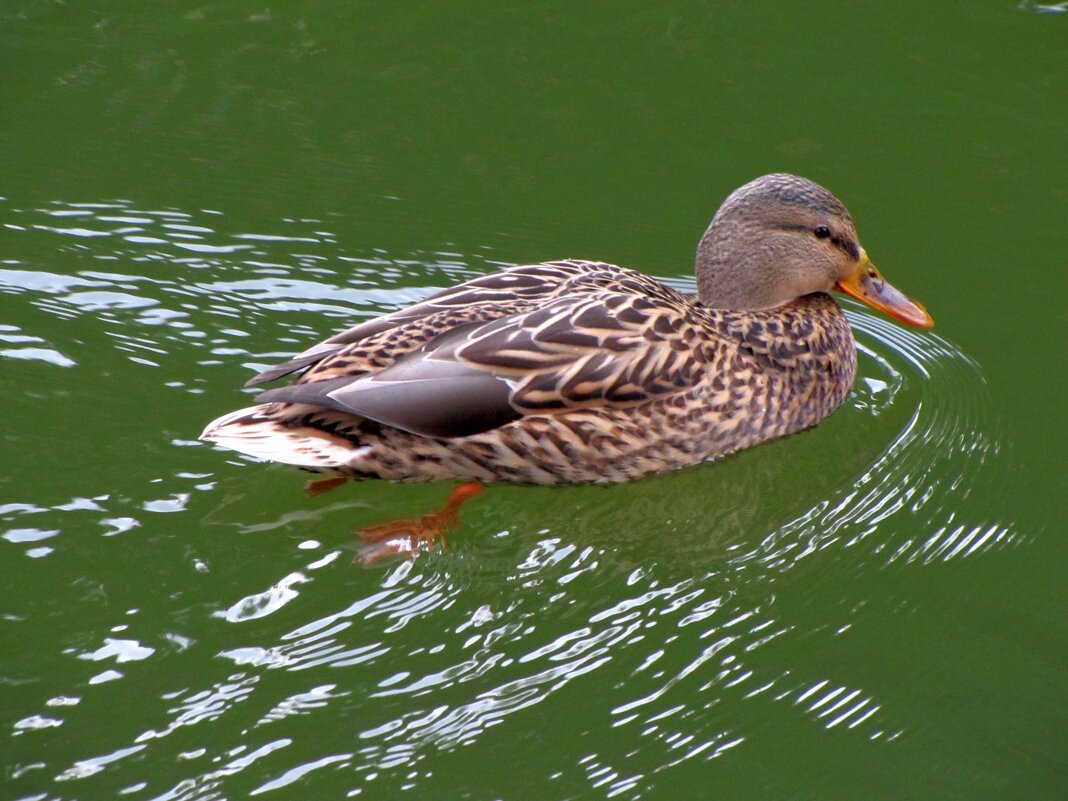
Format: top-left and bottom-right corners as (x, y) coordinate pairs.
(246, 261), (623, 386)
(203, 261), (855, 484)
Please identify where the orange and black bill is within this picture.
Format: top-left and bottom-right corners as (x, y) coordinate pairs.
(835, 249), (934, 328)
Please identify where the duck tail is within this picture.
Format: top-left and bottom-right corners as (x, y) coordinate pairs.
(200, 404), (367, 472)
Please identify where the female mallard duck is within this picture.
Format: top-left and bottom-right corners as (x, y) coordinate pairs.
(202, 174), (933, 486)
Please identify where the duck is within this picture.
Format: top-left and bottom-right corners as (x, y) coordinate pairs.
(201, 173), (933, 487)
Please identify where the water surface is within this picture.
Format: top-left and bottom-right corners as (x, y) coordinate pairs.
(2, 3), (1065, 800)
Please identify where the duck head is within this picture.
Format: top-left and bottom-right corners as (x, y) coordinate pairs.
(696, 173), (933, 327)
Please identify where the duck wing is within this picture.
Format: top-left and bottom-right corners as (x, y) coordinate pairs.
(244, 260), (622, 386)
(254, 287), (713, 439)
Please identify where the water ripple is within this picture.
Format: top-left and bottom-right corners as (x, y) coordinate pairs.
(3, 199), (1015, 799)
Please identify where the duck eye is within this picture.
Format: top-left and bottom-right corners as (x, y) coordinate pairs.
(814, 226), (831, 240)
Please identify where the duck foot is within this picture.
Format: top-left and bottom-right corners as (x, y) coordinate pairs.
(304, 475), (348, 497)
(357, 483), (484, 566)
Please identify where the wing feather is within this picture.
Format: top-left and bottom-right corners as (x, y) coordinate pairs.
(245, 261), (620, 385)
(247, 261), (720, 438)
(454, 291), (713, 414)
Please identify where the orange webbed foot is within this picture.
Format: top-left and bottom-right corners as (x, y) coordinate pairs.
(357, 483), (484, 566)
(304, 475), (348, 497)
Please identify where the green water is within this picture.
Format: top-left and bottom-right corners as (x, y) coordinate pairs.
(2, 2), (1065, 799)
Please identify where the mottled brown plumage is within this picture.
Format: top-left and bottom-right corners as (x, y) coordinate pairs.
(201, 174), (933, 484)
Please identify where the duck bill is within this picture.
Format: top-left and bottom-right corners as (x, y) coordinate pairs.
(835, 250), (934, 328)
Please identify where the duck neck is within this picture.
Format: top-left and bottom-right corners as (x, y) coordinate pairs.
(695, 226), (795, 312)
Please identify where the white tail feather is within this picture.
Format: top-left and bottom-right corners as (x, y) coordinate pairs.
(200, 405), (366, 471)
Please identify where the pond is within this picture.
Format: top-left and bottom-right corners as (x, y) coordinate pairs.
(2, 3), (1064, 799)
